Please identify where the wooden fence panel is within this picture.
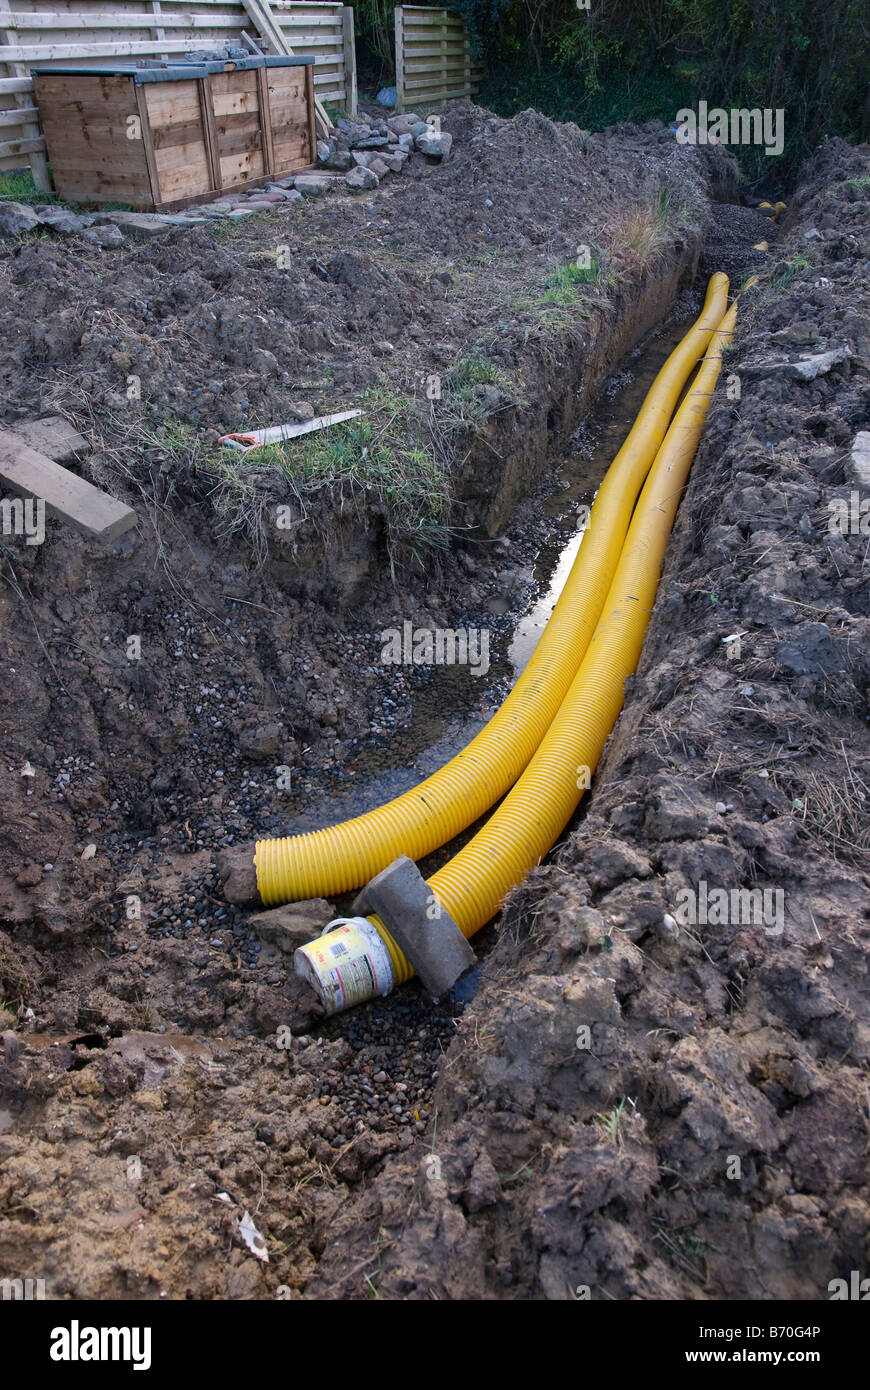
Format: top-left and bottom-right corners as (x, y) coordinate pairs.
(394, 4), (480, 113)
(0, 0), (355, 182)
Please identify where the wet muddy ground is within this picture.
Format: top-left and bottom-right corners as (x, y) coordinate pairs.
(0, 107), (866, 1299)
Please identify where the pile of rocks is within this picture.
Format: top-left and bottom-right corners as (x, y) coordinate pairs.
(317, 109), (453, 191)
(0, 109), (454, 244)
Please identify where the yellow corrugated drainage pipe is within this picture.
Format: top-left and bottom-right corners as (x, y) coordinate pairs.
(256, 272), (730, 907)
(296, 301), (738, 1011)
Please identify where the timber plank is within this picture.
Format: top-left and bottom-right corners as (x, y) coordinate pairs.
(12, 417), (88, 465)
(0, 428), (136, 542)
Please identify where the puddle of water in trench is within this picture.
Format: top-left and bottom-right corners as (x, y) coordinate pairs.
(507, 314), (696, 673)
(272, 313), (697, 883)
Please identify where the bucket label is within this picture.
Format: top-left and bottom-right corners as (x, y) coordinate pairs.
(300, 923), (385, 1011)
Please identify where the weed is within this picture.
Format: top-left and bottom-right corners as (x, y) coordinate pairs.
(0, 169), (61, 205)
(594, 1097), (627, 1147)
(773, 254), (811, 290)
(438, 352), (526, 434)
(0, 168), (131, 213)
(612, 190), (672, 267)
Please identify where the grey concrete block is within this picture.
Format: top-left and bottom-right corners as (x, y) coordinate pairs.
(353, 855), (475, 997)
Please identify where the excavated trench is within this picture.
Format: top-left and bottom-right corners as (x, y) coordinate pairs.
(1, 119), (815, 1296)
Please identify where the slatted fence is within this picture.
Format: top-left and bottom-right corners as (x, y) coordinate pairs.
(394, 4), (480, 114)
(0, 0), (356, 185)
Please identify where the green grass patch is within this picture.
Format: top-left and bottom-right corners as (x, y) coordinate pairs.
(439, 352), (526, 433)
(513, 259), (613, 319)
(773, 254), (811, 290)
(0, 168), (60, 205)
(0, 168), (131, 212)
(191, 389), (453, 562)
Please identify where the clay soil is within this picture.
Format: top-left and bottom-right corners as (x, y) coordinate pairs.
(0, 104), (867, 1300)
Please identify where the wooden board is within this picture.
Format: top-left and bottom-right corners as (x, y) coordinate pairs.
(0, 427), (136, 542)
(33, 72), (152, 205)
(266, 62), (310, 172)
(11, 417), (89, 465)
(395, 4), (478, 112)
(208, 68), (265, 187)
(144, 78), (212, 202)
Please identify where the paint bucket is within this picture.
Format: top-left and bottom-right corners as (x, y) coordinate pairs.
(294, 916), (395, 1015)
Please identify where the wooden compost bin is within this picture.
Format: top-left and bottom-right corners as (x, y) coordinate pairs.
(31, 57), (316, 210)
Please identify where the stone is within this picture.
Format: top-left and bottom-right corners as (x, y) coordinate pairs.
(228, 207), (258, 219)
(81, 225), (124, 247)
(335, 117), (373, 147)
(376, 85), (398, 107)
(319, 148), (354, 172)
(415, 128), (453, 158)
(398, 133), (414, 152)
(384, 152), (408, 174)
(95, 210), (169, 240)
(287, 400), (316, 421)
(238, 721), (283, 758)
(0, 200), (41, 236)
(244, 190), (287, 205)
(154, 215), (207, 226)
(849, 431), (870, 487)
(411, 121), (430, 137)
(249, 900), (336, 953)
(344, 167), (379, 192)
(294, 173), (334, 197)
(351, 151), (373, 167)
(388, 113), (423, 135)
(251, 347), (281, 374)
(217, 845), (258, 904)
(353, 854), (475, 997)
(353, 134), (390, 150)
(368, 157), (390, 178)
(316, 138), (332, 162)
(744, 346), (853, 382)
(33, 205), (94, 234)
(788, 347), (852, 381)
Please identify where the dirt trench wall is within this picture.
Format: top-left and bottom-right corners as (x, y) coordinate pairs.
(456, 246), (701, 535)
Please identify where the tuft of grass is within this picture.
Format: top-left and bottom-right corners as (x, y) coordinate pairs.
(773, 254), (811, 290)
(792, 756), (870, 865)
(438, 352), (526, 434)
(594, 1097), (627, 1147)
(0, 168), (61, 205)
(613, 190), (672, 267)
(510, 258), (612, 322)
(196, 388), (454, 564)
(0, 168), (131, 212)
(842, 175), (870, 196)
